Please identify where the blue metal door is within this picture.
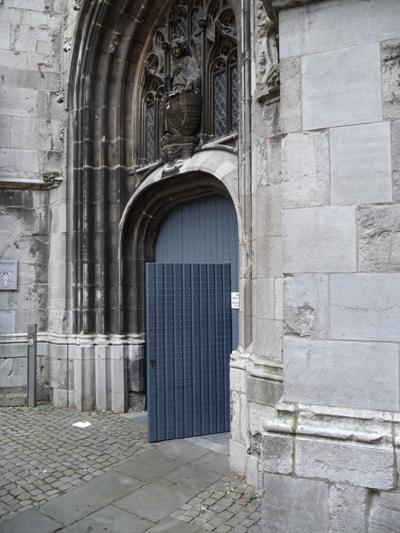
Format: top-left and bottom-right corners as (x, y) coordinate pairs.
(155, 195), (239, 350)
(146, 263), (232, 442)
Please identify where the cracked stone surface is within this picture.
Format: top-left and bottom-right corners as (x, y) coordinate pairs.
(0, 407), (261, 532)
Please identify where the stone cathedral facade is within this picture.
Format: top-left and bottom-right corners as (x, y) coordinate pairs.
(1, 0), (400, 530)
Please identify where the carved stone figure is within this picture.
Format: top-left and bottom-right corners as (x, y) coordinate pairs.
(161, 37), (202, 162)
(170, 38), (201, 94)
(256, 0), (280, 103)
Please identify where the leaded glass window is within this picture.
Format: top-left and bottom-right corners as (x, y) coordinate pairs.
(191, 3), (204, 36)
(146, 102), (156, 162)
(141, 0), (238, 163)
(231, 64), (238, 131)
(175, 14), (188, 39)
(214, 69), (227, 137)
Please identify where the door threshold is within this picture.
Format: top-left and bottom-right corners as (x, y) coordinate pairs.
(121, 411), (230, 455)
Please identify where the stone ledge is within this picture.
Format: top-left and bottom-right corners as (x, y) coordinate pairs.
(0, 175), (63, 191)
(265, 402), (394, 444)
(276, 400), (400, 423)
(262, 430), (395, 490)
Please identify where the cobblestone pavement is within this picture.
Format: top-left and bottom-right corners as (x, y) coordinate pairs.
(172, 478), (261, 532)
(0, 407), (152, 520)
(0, 407), (261, 532)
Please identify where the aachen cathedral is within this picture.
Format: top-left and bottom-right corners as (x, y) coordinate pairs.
(1, 0), (400, 529)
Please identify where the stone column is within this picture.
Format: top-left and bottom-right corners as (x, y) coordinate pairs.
(74, 337), (96, 412)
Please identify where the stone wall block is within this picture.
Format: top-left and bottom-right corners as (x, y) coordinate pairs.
(0, 22), (11, 50)
(0, 148), (40, 178)
(7, 0), (48, 11)
(396, 422), (400, 481)
(280, 57), (302, 133)
(279, 0), (400, 58)
(329, 484), (368, 533)
(392, 120), (400, 201)
(368, 491), (400, 532)
(282, 207), (357, 273)
(331, 273), (400, 341)
(15, 24), (54, 53)
(302, 44), (382, 130)
(262, 433), (293, 475)
(254, 182), (282, 238)
(263, 473), (330, 533)
(0, 356), (26, 387)
(281, 131), (330, 208)
(274, 278), (283, 321)
(331, 122), (392, 205)
(283, 274), (329, 339)
(46, 344), (72, 390)
(74, 344), (95, 412)
(10, 116), (52, 151)
(382, 39), (400, 120)
(111, 345), (127, 414)
(255, 235), (282, 278)
(53, 389), (74, 409)
(283, 337), (400, 411)
(230, 367), (247, 394)
(247, 375), (283, 406)
(230, 390), (249, 445)
(0, 310), (16, 335)
(230, 440), (247, 475)
(358, 205), (400, 272)
(0, 87), (37, 117)
(0, 116), (11, 147)
(296, 437), (395, 490)
(249, 402), (276, 436)
(95, 345), (109, 412)
(254, 277), (275, 321)
(253, 318), (283, 363)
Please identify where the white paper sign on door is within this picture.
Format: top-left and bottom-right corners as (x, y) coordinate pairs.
(231, 292), (240, 310)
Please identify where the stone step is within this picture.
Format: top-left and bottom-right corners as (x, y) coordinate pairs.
(0, 387), (26, 407)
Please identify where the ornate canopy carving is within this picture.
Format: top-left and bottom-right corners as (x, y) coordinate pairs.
(140, 0), (238, 164)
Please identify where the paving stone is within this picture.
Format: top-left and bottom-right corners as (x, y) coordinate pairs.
(155, 439), (209, 461)
(40, 471), (143, 526)
(164, 463), (222, 491)
(114, 479), (196, 522)
(113, 449), (186, 482)
(147, 516), (208, 532)
(61, 504), (152, 533)
(193, 452), (231, 476)
(0, 509), (61, 533)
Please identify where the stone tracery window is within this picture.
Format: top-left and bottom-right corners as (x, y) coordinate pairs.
(141, 0), (238, 164)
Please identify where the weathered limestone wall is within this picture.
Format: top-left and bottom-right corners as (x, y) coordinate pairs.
(262, 0), (400, 530)
(229, 0), (283, 491)
(0, 0), (69, 404)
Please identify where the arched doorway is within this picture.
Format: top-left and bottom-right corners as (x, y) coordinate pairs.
(146, 193), (239, 441)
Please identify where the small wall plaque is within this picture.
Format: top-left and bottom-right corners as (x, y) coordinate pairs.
(231, 292), (240, 310)
(0, 261), (18, 291)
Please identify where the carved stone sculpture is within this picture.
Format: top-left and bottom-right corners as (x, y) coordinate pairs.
(161, 38), (202, 163)
(256, 0), (280, 103)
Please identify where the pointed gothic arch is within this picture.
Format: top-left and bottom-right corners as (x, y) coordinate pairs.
(66, 0), (256, 415)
